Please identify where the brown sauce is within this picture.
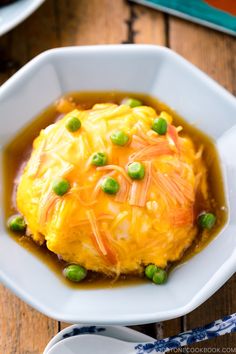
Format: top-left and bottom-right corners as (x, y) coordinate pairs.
(3, 91), (227, 288)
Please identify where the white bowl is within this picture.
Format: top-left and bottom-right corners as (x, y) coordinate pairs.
(0, 45), (236, 325)
(0, 0), (45, 36)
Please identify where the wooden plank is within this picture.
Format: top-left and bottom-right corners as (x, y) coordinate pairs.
(132, 318), (181, 339)
(169, 16), (236, 349)
(55, 0), (129, 45)
(0, 285), (58, 353)
(17, 0), (60, 59)
(169, 17), (236, 93)
(132, 3), (166, 45)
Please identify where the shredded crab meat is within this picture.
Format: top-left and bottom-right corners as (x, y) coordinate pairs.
(129, 161), (152, 207)
(96, 165), (132, 184)
(130, 134), (148, 149)
(27, 139), (47, 177)
(136, 123), (162, 144)
(39, 191), (60, 225)
(86, 209), (107, 256)
(170, 207), (194, 226)
(70, 214), (114, 227)
(115, 175), (130, 203)
(110, 211), (129, 230)
(152, 169), (194, 207)
(195, 145), (204, 159)
(129, 142), (173, 162)
(167, 124), (179, 152)
(86, 209), (117, 264)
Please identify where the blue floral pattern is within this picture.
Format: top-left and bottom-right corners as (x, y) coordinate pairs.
(135, 313), (236, 353)
(62, 326), (106, 340)
(57, 314), (236, 353)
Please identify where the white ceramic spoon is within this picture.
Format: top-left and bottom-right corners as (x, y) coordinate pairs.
(47, 313), (236, 354)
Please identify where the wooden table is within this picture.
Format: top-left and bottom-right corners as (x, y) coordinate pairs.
(0, 1), (235, 352)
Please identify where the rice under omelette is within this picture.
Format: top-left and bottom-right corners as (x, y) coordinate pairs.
(16, 101), (208, 276)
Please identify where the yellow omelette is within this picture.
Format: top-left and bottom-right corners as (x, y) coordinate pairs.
(17, 102), (208, 276)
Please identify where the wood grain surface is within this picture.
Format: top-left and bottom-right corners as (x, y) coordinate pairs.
(0, 1), (235, 353)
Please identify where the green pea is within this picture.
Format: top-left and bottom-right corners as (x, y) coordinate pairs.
(65, 116), (81, 132)
(152, 117), (167, 135)
(122, 97), (143, 108)
(145, 264), (158, 280)
(63, 264), (87, 282)
(101, 177), (120, 195)
(198, 212), (216, 230)
(8, 215), (26, 232)
(127, 162), (145, 180)
(152, 268), (168, 285)
(53, 178), (70, 196)
(110, 130), (129, 146)
(91, 152), (108, 166)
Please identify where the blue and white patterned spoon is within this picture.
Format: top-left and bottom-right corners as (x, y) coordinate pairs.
(48, 313), (236, 354)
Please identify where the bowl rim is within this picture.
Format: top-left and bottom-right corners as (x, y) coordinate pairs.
(0, 44), (236, 325)
(0, 0), (46, 36)
(1, 44), (236, 107)
(0, 252), (235, 325)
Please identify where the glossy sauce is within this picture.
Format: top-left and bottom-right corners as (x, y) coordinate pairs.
(3, 92), (227, 288)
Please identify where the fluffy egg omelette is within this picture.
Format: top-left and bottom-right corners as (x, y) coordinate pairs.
(16, 99), (208, 277)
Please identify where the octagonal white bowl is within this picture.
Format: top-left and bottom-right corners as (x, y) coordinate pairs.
(0, 45), (236, 325)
